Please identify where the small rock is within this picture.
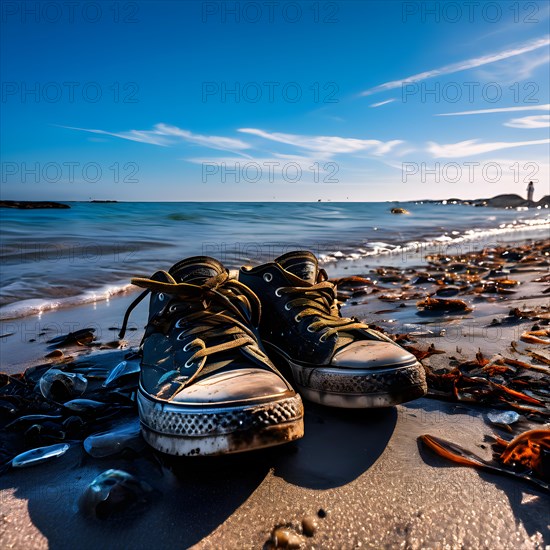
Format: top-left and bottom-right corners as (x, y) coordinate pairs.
(272, 527), (301, 548)
(301, 515), (318, 537)
(79, 469), (153, 520)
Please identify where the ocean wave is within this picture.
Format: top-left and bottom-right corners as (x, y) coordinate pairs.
(0, 283), (134, 321)
(319, 215), (550, 264)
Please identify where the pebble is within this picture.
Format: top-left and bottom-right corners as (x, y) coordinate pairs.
(301, 515), (318, 537)
(79, 469), (153, 520)
(271, 527), (301, 548)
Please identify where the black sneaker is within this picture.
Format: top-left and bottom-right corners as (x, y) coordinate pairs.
(239, 251), (427, 408)
(119, 256), (304, 456)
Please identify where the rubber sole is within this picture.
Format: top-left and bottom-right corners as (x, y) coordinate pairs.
(137, 390), (304, 456)
(265, 343), (428, 409)
(296, 381), (427, 408)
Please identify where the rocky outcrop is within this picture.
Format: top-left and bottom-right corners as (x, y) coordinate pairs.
(417, 194), (548, 209)
(484, 194), (529, 208)
(0, 200), (70, 209)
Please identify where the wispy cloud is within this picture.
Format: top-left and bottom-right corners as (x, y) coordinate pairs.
(238, 128), (403, 156)
(504, 115), (550, 129)
(436, 104), (550, 116)
(360, 35), (550, 96)
(63, 123), (251, 154)
(61, 125), (171, 146)
(154, 124), (251, 152)
(428, 138), (550, 158)
(369, 99), (396, 108)
(476, 49), (550, 83)
(187, 154), (340, 186)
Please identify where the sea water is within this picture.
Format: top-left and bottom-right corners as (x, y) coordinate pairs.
(1, 201), (548, 319)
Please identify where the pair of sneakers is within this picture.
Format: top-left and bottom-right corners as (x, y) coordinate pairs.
(119, 251), (427, 456)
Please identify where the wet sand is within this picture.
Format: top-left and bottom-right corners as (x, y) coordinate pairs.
(0, 241), (549, 549)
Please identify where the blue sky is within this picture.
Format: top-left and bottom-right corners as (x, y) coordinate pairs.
(1, 0), (549, 201)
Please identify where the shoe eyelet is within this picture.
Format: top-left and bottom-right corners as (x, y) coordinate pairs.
(306, 325), (316, 333)
(294, 315), (301, 323)
(263, 272), (273, 282)
(177, 331), (186, 341)
(183, 342), (194, 352)
(275, 287), (283, 297)
(284, 303), (292, 311)
(169, 305), (177, 312)
(184, 359), (195, 369)
(158, 293), (165, 301)
(319, 333), (328, 342)
(175, 318), (185, 328)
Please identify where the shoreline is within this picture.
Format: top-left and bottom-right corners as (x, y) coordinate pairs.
(1, 218), (549, 323)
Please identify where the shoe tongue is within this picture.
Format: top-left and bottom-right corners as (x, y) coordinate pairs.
(169, 256), (225, 284)
(275, 251), (318, 284)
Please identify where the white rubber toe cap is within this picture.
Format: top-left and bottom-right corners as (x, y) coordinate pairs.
(171, 368), (291, 404)
(331, 340), (416, 369)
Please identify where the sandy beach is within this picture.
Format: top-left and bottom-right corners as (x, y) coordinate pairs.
(1, 236), (549, 549)
(3, 0), (550, 546)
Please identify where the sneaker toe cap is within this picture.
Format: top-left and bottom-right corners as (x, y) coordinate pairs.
(171, 368), (292, 404)
(332, 340), (417, 369)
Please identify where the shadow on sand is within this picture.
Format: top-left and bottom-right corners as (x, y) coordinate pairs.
(0, 445), (269, 549)
(272, 403), (397, 489)
(0, 404), (397, 549)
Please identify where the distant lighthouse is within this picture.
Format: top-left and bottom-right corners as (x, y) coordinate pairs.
(527, 181), (534, 203)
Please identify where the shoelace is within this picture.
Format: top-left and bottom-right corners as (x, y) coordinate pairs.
(119, 271), (270, 386)
(277, 270), (367, 342)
